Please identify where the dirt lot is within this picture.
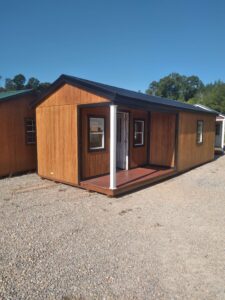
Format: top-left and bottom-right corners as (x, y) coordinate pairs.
(0, 156), (225, 300)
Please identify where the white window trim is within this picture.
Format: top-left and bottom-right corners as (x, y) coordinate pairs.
(134, 120), (144, 146)
(89, 117), (105, 150)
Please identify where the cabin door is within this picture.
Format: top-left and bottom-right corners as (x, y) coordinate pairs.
(215, 122), (222, 147)
(117, 112), (129, 170)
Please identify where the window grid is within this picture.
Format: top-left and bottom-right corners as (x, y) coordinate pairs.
(25, 118), (36, 145)
(134, 120), (145, 146)
(89, 117), (105, 151)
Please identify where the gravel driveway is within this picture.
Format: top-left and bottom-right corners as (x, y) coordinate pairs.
(0, 156), (225, 300)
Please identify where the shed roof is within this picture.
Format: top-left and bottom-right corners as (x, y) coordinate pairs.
(0, 89), (33, 102)
(34, 74), (217, 115)
(194, 104), (224, 117)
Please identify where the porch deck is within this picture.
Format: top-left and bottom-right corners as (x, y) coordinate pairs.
(80, 165), (176, 196)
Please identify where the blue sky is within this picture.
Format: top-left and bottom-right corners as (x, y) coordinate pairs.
(1, 0), (225, 92)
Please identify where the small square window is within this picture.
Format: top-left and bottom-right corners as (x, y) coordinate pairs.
(197, 120), (203, 144)
(25, 118), (36, 145)
(134, 120), (145, 146)
(89, 117), (105, 150)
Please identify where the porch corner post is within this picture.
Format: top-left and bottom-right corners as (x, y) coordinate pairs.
(110, 104), (117, 189)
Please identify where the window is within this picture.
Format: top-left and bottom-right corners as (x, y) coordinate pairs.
(134, 120), (145, 146)
(25, 118), (36, 145)
(196, 120), (203, 144)
(89, 117), (105, 150)
(215, 123), (221, 136)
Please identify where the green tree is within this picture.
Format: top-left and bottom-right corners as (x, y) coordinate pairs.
(13, 74), (26, 90)
(188, 81), (225, 113)
(146, 73), (203, 102)
(37, 82), (51, 92)
(26, 77), (40, 89)
(5, 78), (16, 90)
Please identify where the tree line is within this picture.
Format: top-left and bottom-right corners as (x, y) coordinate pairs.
(146, 73), (225, 114)
(0, 74), (50, 93)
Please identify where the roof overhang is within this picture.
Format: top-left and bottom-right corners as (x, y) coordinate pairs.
(32, 74), (218, 116)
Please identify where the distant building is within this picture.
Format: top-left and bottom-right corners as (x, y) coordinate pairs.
(0, 89), (37, 177)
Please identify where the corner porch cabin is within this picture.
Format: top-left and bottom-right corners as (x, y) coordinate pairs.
(79, 103), (177, 196)
(35, 75), (216, 196)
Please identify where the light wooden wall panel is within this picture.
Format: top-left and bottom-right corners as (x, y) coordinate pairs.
(150, 112), (176, 167)
(38, 83), (109, 107)
(36, 105), (78, 184)
(81, 107), (110, 179)
(0, 95), (36, 177)
(177, 112), (215, 171)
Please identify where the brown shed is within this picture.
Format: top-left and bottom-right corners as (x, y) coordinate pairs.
(0, 89), (37, 177)
(34, 75), (216, 196)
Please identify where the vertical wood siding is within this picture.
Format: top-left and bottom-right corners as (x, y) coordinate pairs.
(36, 84), (109, 184)
(36, 105), (77, 184)
(81, 107), (110, 179)
(129, 109), (148, 168)
(0, 95), (36, 177)
(177, 112), (215, 171)
(150, 112), (176, 167)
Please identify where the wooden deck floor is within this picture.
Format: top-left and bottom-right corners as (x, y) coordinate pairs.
(80, 166), (176, 196)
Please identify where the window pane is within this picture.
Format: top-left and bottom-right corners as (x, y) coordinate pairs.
(135, 121), (143, 132)
(25, 118), (36, 145)
(134, 120), (144, 146)
(90, 133), (103, 149)
(89, 117), (105, 150)
(134, 133), (143, 145)
(215, 124), (220, 136)
(117, 117), (121, 143)
(197, 121), (203, 143)
(90, 118), (104, 133)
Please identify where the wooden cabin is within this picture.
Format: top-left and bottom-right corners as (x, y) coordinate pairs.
(195, 104), (225, 153)
(34, 75), (216, 196)
(0, 89), (37, 177)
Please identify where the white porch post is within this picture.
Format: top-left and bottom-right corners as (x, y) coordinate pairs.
(110, 104), (117, 189)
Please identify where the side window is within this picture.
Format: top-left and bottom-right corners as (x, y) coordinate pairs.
(89, 117), (105, 151)
(196, 120), (203, 144)
(134, 120), (145, 146)
(215, 123), (220, 136)
(25, 118), (36, 145)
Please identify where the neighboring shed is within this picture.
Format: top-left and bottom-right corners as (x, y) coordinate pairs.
(34, 75), (216, 196)
(195, 104), (225, 153)
(0, 89), (37, 177)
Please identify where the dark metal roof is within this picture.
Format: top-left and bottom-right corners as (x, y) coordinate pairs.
(33, 74), (217, 115)
(0, 89), (33, 102)
(194, 104), (221, 114)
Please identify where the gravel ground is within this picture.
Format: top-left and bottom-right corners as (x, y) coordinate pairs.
(0, 156), (225, 300)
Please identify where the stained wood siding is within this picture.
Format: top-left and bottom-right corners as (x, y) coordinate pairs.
(38, 83), (110, 107)
(150, 112), (176, 167)
(36, 83), (109, 184)
(81, 107), (110, 179)
(81, 107), (149, 179)
(0, 95), (36, 177)
(129, 109), (148, 168)
(177, 112), (215, 171)
(36, 105), (78, 184)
